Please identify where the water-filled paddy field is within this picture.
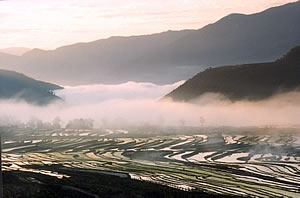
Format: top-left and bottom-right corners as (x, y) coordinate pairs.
(2, 127), (300, 197)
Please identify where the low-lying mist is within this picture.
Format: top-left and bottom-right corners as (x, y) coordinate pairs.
(1, 81), (300, 128)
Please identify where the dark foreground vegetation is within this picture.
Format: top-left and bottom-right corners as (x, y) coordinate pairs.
(3, 165), (222, 198)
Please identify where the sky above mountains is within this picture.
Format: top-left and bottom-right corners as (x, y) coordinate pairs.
(0, 0), (297, 49)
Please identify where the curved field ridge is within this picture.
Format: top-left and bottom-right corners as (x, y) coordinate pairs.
(2, 129), (300, 197)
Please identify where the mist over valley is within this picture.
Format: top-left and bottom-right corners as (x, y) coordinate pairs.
(0, 1), (300, 197)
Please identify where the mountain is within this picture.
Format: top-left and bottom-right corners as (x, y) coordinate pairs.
(164, 45), (300, 102)
(0, 52), (18, 67)
(18, 30), (194, 85)
(0, 2), (300, 85)
(0, 70), (63, 105)
(161, 1), (300, 67)
(0, 47), (31, 56)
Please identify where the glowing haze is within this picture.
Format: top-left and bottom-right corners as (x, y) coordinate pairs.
(55, 81), (185, 105)
(0, 0), (297, 49)
(1, 81), (300, 128)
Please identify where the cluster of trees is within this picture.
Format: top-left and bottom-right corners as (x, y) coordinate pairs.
(0, 116), (94, 130)
(65, 118), (94, 129)
(25, 117), (62, 129)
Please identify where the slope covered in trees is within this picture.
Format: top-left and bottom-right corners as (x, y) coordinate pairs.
(0, 70), (63, 105)
(165, 45), (300, 102)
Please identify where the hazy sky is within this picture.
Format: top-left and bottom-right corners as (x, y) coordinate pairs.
(0, 0), (297, 49)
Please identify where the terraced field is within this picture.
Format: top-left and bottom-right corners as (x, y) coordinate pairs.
(2, 128), (300, 197)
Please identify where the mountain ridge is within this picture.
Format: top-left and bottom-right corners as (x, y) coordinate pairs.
(0, 69), (63, 105)
(164, 45), (300, 102)
(0, 47), (31, 56)
(0, 1), (299, 85)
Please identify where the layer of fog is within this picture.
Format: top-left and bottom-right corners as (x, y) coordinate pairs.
(1, 81), (300, 128)
(55, 81), (185, 105)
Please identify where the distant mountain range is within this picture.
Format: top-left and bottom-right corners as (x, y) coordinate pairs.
(0, 47), (31, 56)
(0, 70), (63, 105)
(165, 45), (300, 102)
(0, 1), (299, 85)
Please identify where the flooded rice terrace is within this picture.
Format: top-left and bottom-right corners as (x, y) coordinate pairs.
(1, 127), (300, 197)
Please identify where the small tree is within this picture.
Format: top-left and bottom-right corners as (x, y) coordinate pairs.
(199, 116), (206, 127)
(66, 118), (94, 129)
(52, 116), (62, 129)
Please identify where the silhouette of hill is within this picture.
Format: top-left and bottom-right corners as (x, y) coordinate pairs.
(0, 52), (17, 67)
(0, 70), (63, 105)
(0, 2), (299, 85)
(0, 47), (31, 56)
(165, 45), (300, 102)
